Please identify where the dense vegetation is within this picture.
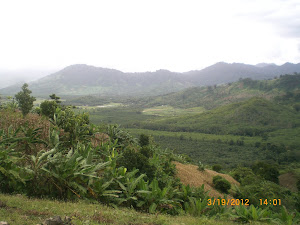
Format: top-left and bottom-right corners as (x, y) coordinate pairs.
(1, 74), (300, 224)
(69, 75), (300, 171)
(1, 107), (299, 224)
(65, 74), (300, 109)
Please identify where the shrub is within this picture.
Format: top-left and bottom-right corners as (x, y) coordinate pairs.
(251, 161), (279, 184)
(139, 134), (150, 147)
(212, 164), (222, 172)
(213, 175), (223, 183)
(40, 100), (58, 118)
(117, 147), (155, 181)
(140, 146), (153, 158)
(230, 167), (256, 184)
(213, 176), (231, 194)
(197, 161), (205, 171)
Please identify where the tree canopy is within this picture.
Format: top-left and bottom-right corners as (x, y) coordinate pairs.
(15, 83), (36, 116)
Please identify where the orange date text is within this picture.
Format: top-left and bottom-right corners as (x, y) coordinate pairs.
(207, 198), (250, 206)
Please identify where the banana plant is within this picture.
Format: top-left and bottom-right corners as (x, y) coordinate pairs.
(184, 197), (210, 216)
(40, 145), (110, 199)
(0, 143), (24, 192)
(114, 169), (147, 207)
(0, 126), (21, 145)
(51, 107), (91, 145)
(48, 128), (60, 149)
(19, 126), (48, 154)
(93, 178), (122, 201)
(274, 206), (300, 225)
(0, 125), (48, 154)
(106, 124), (137, 148)
(24, 147), (59, 196)
(137, 178), (183, 214)
(232, 205), (273, 223)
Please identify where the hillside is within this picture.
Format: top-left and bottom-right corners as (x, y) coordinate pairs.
(184, 62), (300, 86)
(139, 97), (300, 136)
(1, 62), (300, 97)
(140, 74), (300, 110)
(174, 162), (239, 199)
(0, 65), (191, 97)
(1, 94), (299, 224)
(64, 73), (300, 110)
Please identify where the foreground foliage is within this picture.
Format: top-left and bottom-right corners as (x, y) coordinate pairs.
(0, 87), (299, 224)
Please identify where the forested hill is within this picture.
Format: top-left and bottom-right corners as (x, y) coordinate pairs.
(138, 97), (300, 136)
(140, 73), (300, 109)
(0, 65), (192, 96)
(1, 62), (300, 97)
(184, 62), (300, 85)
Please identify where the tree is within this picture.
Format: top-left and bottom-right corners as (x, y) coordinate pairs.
(15, 83), (36, 116)
(49, 94), (61, 104)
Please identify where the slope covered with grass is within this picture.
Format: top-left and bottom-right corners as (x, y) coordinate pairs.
(0, 193), (238, 225)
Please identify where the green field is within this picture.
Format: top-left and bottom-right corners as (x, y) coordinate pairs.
(142, 105), (205, 117)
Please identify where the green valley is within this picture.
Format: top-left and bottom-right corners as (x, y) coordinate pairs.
(1, 73), (300, 224)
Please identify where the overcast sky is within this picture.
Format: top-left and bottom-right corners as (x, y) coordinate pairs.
(0, 0), (299, 73)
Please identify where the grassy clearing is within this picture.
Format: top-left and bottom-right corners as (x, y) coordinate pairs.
(0, 193), (244, 225)
(88, 107), (157, 126)
(76, 102), (124, 110)
(142, 105), (205, 117)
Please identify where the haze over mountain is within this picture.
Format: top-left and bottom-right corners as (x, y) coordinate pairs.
(1, 62), (300, 97)
(0, 69), (57, 89)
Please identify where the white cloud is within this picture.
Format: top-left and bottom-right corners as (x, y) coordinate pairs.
(0, 0), (299, 73)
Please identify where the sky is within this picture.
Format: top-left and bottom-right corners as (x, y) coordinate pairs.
(0, 0), (299, 74)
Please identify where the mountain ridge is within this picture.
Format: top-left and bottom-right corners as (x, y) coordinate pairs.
(1, 62), (300, 97)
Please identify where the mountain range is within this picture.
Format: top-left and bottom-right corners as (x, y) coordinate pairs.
(1, 62), (300, 97)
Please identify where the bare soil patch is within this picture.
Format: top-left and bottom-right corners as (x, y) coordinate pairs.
(174, 162), (239, 199)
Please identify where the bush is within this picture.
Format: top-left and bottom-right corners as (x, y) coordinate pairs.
(140, 146), (153, 158)
(197, 161), (205, 171)
(213, 175), (223, 183)
(117, 147), (155, 180)
(213, 176), (231, 194)
(139, 134), (150, 147)
(251, 161), (279, 184)
(212, 164), (222, 172)
(40, 100), (58, 118)
(230, 167), (256, 184)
